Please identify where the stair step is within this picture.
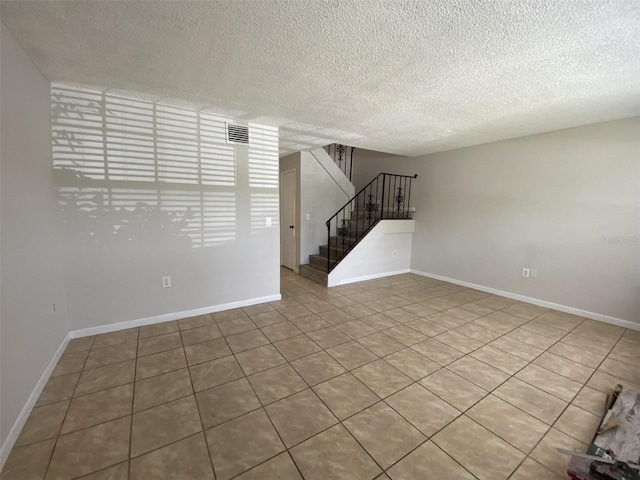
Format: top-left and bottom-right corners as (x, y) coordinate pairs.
(349, 209), (413, 218)
(309, 254), (337, 269)
(319, 245), (350, 259)
(299, 264), (327, 287)
(332, 213), (412, 230)
(352, 203), (380, 211)
(380, 211), (414, 219)
(347, 218), (379, 229)
(329, 235), (356, 245)
(336, 228), (375, 239)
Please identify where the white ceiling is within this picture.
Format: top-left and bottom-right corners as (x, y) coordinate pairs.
(2, 0), (640, 157)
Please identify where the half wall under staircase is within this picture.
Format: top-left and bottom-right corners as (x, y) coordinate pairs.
(299, 172), (417, 286)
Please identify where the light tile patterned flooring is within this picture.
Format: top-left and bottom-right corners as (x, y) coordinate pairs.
(3, 269), (640, 480)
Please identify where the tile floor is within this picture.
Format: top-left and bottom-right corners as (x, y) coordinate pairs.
(3, 268), (640, 479)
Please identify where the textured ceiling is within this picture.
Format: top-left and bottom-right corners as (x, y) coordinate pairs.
(2, 0), (640, 157)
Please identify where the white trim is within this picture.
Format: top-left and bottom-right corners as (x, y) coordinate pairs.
(333, 269), (410, 286)
(280, 168), (298, 273)
(0, 333), (71, 470)
(69, 294), (281, 339)
(0, 293), (281, 470)
(411, 269), (640, 331)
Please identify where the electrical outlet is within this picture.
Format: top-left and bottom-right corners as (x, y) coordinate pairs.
(306, 213), (311, 221)
(522, 268), (530, 278)
(530, 269), (537, 279)
(162, 276), (171, 288)
(52, 303), (56, 313)
(266, 217), (272, 227)
(393, 250), (397, 257)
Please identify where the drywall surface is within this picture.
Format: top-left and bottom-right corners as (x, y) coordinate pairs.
(328, 220), (414, 286)
(299, 151), (354, 265)
(0, 25), (69, 452)
(309, 148), (354, 198)
(50, 83), (281, 330)
(351, 149), (415, 192)
(411, 118), (640, 324)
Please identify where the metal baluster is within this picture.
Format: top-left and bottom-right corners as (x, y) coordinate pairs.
(375, 175), (379, 222)
(349, 147), (354, 182)
(406, 177), (412, 219)
(404, 177), (408, 217)
(381, 176), (384, 220)
(326, 219), (330, 273)
(355, 194), (359, 244)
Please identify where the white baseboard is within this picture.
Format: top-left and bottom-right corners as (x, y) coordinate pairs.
(331, 269), (411, 287)
(0, 333), (71, 470)
(0, 292), (282, 470)
(410, 269), (639, 331)
(69, 294), (282, 339)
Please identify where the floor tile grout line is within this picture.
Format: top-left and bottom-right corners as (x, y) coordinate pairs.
(350, 288), (584, 476)
(372, 309), (585, 476)
(382, 427), (479, 479)
(505, 322), (627, 478)
(243, 290), (501, 476)
(206, 294), (393, 477)
(127, 330), (141, 480)
(54, 341), (209, 465)
(18, 271), (634, 480)
(263, 353), (389, 478)
(206, 286), (608, 464)
(218, 330), (309, 480)
(290, 277), (493, 476)
(47, 322), (613, 475)
(182, 327), (219, 480)
(115, 431), (211, 475)
(43, 333), (98, 478)
(69, 461), (128, 480)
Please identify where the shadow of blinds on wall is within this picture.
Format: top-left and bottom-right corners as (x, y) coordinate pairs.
(248, 124), (279, 234)
(50, 84), (276, 249)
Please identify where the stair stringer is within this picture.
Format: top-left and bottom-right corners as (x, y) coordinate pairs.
(309, 148), (354, 198)
(299, 150), (355, 266)
(327, 220), (415, 287)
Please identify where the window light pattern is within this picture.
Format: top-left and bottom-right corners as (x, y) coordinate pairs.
(51, 84), (278, 249)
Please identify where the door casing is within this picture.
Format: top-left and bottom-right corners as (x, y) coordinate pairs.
(280, 169), (297, 271)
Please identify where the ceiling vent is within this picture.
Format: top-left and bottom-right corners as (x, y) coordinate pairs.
(226, 123), (249, 145)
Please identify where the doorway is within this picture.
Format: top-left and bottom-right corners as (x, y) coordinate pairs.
(280, 169), (297, 271)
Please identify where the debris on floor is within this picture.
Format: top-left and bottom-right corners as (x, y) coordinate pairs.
(563, 384), (640, 480)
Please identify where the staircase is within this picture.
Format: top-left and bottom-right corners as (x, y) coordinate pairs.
(299, 173), (417, 286)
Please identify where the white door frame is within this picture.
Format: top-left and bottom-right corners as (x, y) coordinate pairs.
(280, 168), (298, 272)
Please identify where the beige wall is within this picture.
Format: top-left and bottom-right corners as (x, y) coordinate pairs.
(352, 148), (414, 192)
(1, 25), (70, 452)
(353, 118), (640, 324)
(0, 39), (282, 460)
(418, 119), (640, 324)
(51, 84), (281, 331)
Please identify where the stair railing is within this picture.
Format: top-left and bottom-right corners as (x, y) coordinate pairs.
(325, 173), (417, 273)
(323, 144), (355, 181)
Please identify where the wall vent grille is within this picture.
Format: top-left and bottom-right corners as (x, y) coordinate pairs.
(226, 123), (249, 145)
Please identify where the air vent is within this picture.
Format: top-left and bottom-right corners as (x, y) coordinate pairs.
(226, 123), (249, 145)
